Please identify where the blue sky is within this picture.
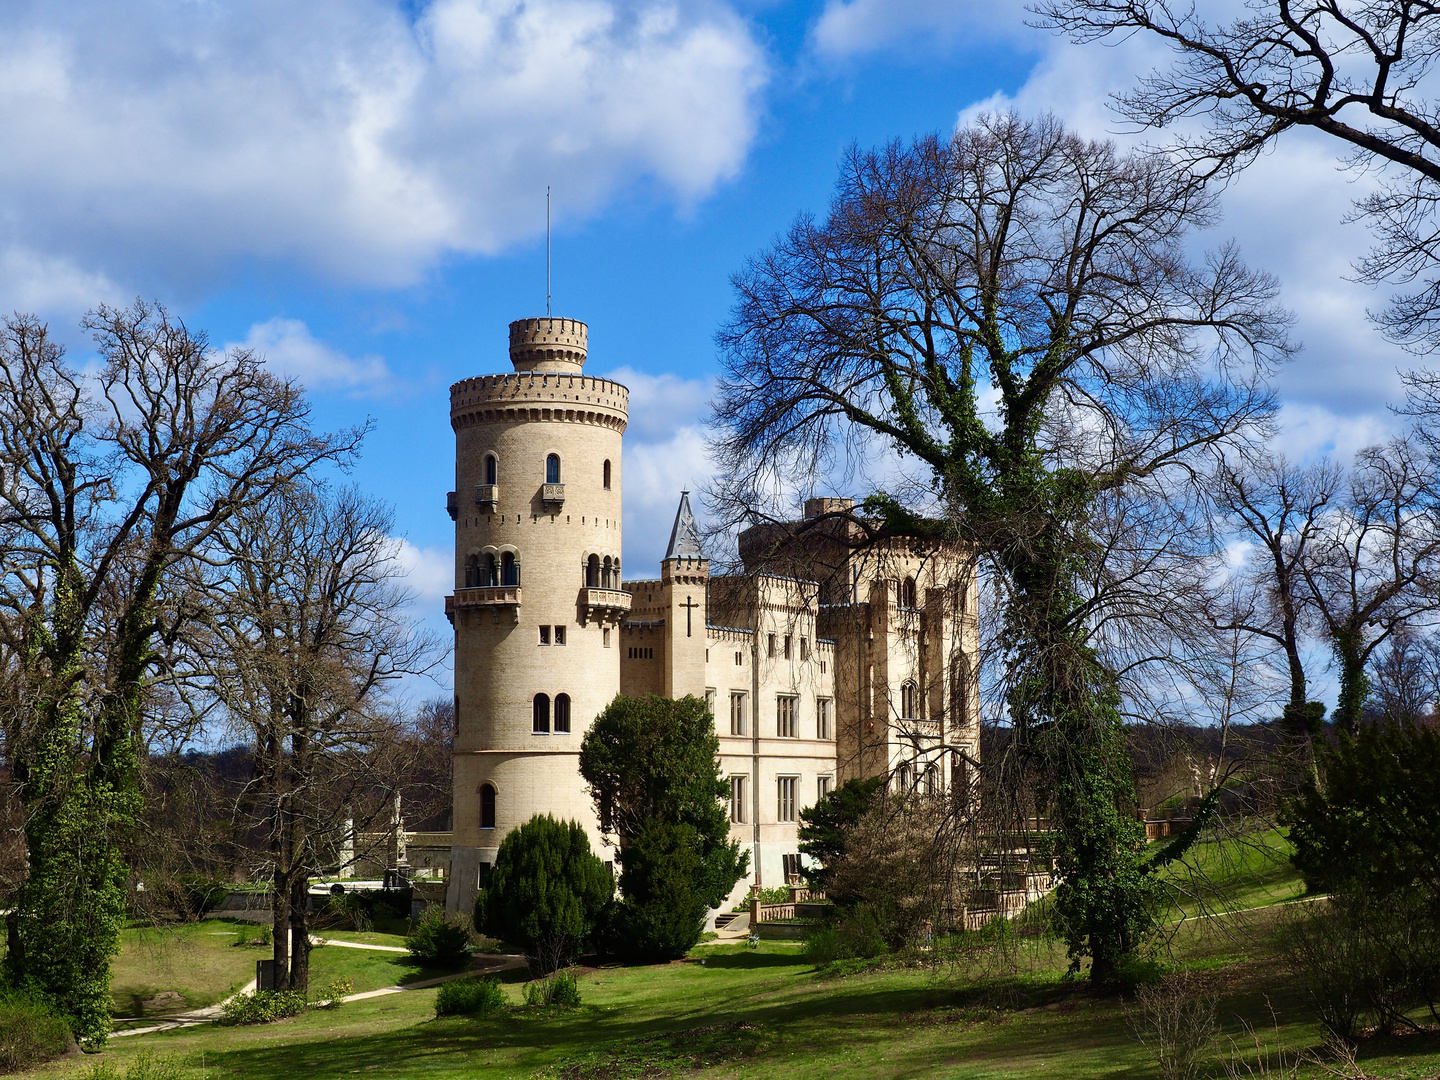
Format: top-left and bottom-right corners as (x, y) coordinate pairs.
(0, 0), (1428, 708)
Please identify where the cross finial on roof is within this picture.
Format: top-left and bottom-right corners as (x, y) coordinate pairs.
(665, 491), (704, 560)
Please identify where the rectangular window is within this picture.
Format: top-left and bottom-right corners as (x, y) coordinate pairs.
(705, 688), (716, 718)
(539, 625), (551, 645)
(783, 635), (792, 659)
(817, 698), (832, 741)
(800, 637), (809, 661)
(730, 692), (748, 737)
(730, 775), (747, 824)
(767, 633), (776, 658)
(777, 776), (798, 822)
(782, 853), (802, 882)
(735, 651), (743, 666)
(603, 628), (611, 648)
(777, 695), (797, 738)
(818, 775), (832, 802)
(554, 625), (566, 645)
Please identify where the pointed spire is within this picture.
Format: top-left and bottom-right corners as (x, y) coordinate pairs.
(665, 491), (704, 560)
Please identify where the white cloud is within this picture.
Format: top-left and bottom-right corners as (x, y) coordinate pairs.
(233, 318), (392, 395)
(390, 536), (454, 604)
(0, 0), (767, 304)
(602, 365), (712, 442)
(621, 424), (713, 573)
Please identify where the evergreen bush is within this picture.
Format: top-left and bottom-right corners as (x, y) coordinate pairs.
(474, 814), (613, 975)
(405, 907), (471, 968)
(613, 820), (711, 963)
(434, 975), (506, 1017)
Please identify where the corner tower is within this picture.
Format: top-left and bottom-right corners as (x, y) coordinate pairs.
(445, 317), (631, 914)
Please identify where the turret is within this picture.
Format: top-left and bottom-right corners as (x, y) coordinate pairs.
(445, 315), (628, 915)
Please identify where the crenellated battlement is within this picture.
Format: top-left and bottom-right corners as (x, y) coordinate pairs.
(449, 371), (628, 432)
(509, 317), (587, 372)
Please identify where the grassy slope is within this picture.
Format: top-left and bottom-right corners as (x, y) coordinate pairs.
(108, 920), (264, 1018)
(28, 833), (1440, 1080)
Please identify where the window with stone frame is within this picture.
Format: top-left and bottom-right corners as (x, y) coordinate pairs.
(480, 784), (496, 829)
(816, 698), (832, 740)
(532, 693), (550, 734)
(777, 776), (798, 822)
(729, 692), (747, 736)
(817, 775), (832, 802)
(730, 775), (747, 824)
(776, 695), (797, 738)
(900, 680), (918, 719)
(546, 453), (561, 483)
(554, 693), (571, 733)
(782, 853), (802, 882)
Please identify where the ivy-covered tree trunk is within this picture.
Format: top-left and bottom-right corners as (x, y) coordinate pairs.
(712, 116), (1291, 983)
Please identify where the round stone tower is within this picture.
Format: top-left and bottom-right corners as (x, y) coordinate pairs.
(445, 317), (631, 913)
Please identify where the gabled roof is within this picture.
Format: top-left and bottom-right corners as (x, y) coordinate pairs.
(664, 491), (704, 560)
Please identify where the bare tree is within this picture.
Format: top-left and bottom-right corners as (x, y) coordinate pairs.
(1038, 0), (1440, 349)
(187, 480), (440, 990)
(0, 304), (358, 1042)
(1214, 454), (1339, 754)
(711, 113), (1291, 982)
(1302, 435), (1440, 733)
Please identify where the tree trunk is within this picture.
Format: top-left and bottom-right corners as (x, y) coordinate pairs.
(271, 869), (291, 991)
(289, 874), (309, 992)
(1334, 635), (1370, 736)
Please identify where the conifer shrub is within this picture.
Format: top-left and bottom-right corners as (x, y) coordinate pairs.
(613, 820), (710, 963)
(475, 815), (613, 975)
(434, 975), (506, 1017)
(0, 991), (72, 1072)
(405, 907), (471, 968)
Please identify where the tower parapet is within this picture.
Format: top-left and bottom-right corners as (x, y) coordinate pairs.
(509, 317), (587, 373)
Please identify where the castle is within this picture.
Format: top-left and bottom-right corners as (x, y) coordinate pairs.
(443, 316), (980, 917)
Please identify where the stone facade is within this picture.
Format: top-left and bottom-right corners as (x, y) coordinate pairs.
(445, 316), (979, 917)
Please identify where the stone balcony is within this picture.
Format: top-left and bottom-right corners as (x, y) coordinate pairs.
(898, 718), (942, 739)
(579, 586), (632, 625)
(542, 482), (565, 506)
(474, 483), (498, 508)
(445, 586), (521, 625)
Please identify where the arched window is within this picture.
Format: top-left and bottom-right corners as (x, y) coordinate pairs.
(484, 454), (497, 486)
(480, 784), (496, 829)
(924, 765), (937, 795)
(896, 764), (911, 793)
(586, 554), (600, 588)
(603, 459), (611, 489)
(554, 693), (571, 733)
(464, 554), (479, 588)
(546, 454), (561, 484)
(902, 577), (917, 608)
(484, 553), (498, 587)
(602, 556), (613, 589)
(533, 693), (550, 734)
(951, 655), (970, 727)
(501, 551), (518, 586)
(900, 680), (918, 719)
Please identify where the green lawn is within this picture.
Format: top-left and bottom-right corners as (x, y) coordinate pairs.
(108, 920), (264, 1020)
(21, 833), (1440, 1080)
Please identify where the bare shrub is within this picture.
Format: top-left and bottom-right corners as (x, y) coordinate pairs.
(1129, 971), (1218, 1080)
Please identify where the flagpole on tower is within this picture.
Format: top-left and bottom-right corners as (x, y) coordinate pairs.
(546, 186), (552, 318)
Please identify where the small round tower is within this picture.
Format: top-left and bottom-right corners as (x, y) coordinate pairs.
(445, 317), (631, 913)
